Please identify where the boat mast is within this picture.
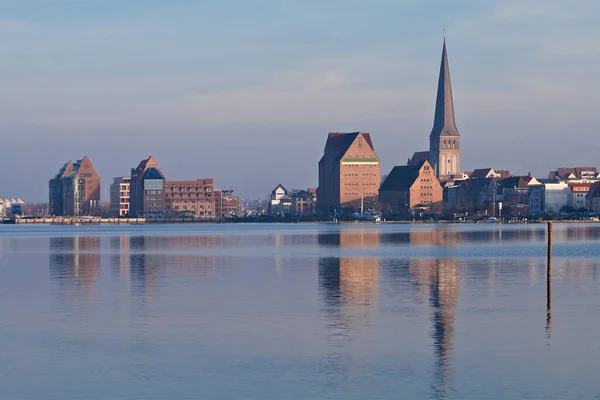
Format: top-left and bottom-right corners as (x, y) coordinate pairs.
(361, 193), (364, 215)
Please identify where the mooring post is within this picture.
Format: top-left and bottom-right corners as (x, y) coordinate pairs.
(547, 221), (552, 311)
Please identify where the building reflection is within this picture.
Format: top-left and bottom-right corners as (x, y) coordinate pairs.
(110, 236), (131, 277)
(106, 235), (218, 300)
(408, 229), (461, 247)
(410, 258), (460, 399)
(49, 236), (101, 297)
(318, 228), (380, 340)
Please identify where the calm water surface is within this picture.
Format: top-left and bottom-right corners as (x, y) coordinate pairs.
(1, 223), (600, 399)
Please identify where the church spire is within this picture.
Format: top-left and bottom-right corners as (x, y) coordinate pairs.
(430, 38), (459, 137)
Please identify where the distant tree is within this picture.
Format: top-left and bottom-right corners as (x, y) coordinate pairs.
(560, 206), (574, 214)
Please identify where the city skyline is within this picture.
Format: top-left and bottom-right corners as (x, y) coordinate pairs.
(1, 1), (599, 201)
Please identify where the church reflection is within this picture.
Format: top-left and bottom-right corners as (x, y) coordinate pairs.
(49, 236), (101, 297)
(410, 258), (460, 399)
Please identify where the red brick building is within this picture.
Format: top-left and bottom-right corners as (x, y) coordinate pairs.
(165, 179), (215, 217)
(316, 132), (380, 216)
(379, 160), (442, 215)
(49, 156), (100, 216)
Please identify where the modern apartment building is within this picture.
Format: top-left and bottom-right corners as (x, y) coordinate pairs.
(130, 156), (167, 218)
(165, 179), (214, 217)
(109, 177), (131, 217)
(49, 160), (74, 216)
(316, 132), (380, 216)
(49, 156), (100, 216)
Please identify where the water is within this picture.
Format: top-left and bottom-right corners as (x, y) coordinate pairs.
(1, 223), (600, 399)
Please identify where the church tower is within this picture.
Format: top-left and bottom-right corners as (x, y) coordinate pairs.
(429, 38), (460, 178)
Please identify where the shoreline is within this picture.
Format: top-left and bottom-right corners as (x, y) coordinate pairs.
(2, 217), (599, 225)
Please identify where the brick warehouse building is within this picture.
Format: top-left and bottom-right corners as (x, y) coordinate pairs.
(379, 160), (443, 215)
(49, 156), (100, 216)
(316, 132), (380, 217)
(130, 156), (167, 217)
(165, 179), (215, 217)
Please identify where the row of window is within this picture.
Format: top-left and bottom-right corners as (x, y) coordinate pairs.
(343, 193), (377, 196)
(169, 188), (213, 192)
(441, 140), (457, 149)
(344, 173), (377, 177)
(173, 205), (213, 211)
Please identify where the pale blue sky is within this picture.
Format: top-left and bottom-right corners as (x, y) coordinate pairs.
(1, 0), (599, 201)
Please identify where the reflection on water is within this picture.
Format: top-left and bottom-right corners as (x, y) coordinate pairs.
(412, 258), (460, 399)
(1, 224), (599, 399)
(319, 230), (380, 328)
(49, 237), (101, 298)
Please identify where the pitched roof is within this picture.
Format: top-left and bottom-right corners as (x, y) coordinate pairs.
(430, 38), (459, 138)
(271, 184), (288, 195)
(53, 160), (74, 180)
(379, 161), (425, 191)
(320, 132), (374, 163)
(408, 151), (430, 166)
(498, 176), (530, 190)
(292, 190), (314, 200)
(471, 168), (495, 179)
(550, 167), (598, 180)
(136, 156), (158, 171)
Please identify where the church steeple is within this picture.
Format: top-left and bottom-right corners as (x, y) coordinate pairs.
(429, 37), (461, 178)
(430, 38), (459, 138)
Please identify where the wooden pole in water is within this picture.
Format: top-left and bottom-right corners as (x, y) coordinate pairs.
(547, 221), (552, 310)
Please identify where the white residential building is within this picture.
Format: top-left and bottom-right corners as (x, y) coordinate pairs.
(268, 184), (292, 216)
(528, 183), (570, 214)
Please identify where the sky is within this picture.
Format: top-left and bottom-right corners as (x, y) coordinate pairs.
(0, 0), (599, 201)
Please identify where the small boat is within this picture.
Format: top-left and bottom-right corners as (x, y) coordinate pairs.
(482, 216), (500, 223)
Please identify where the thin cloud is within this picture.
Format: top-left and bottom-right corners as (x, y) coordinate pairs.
(0, 20), (38, 34)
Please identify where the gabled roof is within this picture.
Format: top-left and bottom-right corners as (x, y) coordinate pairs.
(271, 184), (288, 195)
(320, 132), (374, 163)
(136, 156), (159, 170)
(53, 160), (74, 180)
(459, 177), (495, 194)
(549, 167), (598, 180)
(379, 161), (425, 191)
(292, 190), (315, 200)
(408, 151), (430, 166)
(498, 176), (530, 190)
(471, 168), (495, 179)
